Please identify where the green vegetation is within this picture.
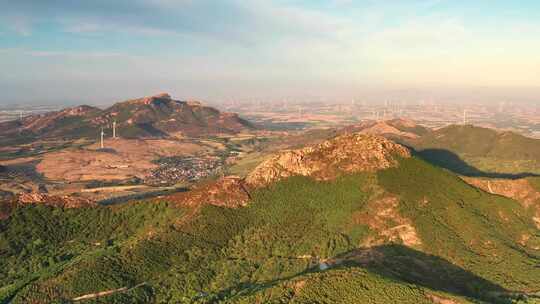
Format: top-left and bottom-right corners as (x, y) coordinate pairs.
(387, 120), (430, 137)
(1, 159), (539, 303)
(226, 152), (270, 177)
(1, 175), (374, 303)
(378, 157), (540, 292)
(226, 266), (475, 304)
(408, 125), (540, 176)
(0, 201), (179, 303)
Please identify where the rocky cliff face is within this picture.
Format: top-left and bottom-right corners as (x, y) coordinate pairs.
(245, 133), (411, 187)
(17, 192), (96, 208)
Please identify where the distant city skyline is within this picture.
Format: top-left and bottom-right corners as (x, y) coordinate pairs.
(1, 0), (540, 104)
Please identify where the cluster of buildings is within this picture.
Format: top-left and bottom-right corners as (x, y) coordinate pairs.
(144, 156), (223, 186)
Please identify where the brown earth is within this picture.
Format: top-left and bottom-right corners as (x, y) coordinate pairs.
(245, 133), (410, 187)
(340, 119), (429, 138)
(342, 120), (419, 139)
(36, 138), (208, 182)
(22, 105), (101, 134)
(0, 156), (39, 166)
(353, 193), (422, 248)
(17, 192), (97, 208)
(390, 118), (419, 129)
(104, 93), (253, 137)
(0, 158), (46, 197)
(0, 93), (253, 141)
(159, 176), (250, 208)
(426, 294), (460, 304)
(462, 177), (540, 228)
(360, 121), (419, 138)
(161, 133), (411, 209)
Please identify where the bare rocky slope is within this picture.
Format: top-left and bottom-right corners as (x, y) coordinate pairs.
(161, 176), (251, 208)
(17, 192), (97, 209)
(245, 133), (411, 187)
(157, 133), (411, 208)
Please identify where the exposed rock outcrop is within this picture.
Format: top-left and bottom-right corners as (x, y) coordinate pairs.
(245, 133), (410, 187)
(354, 194), (422, 247)
(17, 192), (96, 208)
(161, 176), (250, 208)
(160, 133), (411, 209)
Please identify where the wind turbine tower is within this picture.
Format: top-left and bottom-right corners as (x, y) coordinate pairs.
(463, 109), (468, 125)
(112, 121), (117, 139)
(100, 127), (105, 149)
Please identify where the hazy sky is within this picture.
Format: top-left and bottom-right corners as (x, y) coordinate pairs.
(1, 0), (540, 104)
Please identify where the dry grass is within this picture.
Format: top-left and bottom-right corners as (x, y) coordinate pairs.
(37, 138), (209, 182)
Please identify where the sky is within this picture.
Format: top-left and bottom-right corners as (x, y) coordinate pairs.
(1, 0), (540, 105)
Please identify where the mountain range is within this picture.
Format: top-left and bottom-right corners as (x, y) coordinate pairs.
(1, 130), (539, 303)
(333, 120), (540, 177)
(0, 93), (253, 145)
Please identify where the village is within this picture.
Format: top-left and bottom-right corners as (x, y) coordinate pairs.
(144, 155), (225, 186)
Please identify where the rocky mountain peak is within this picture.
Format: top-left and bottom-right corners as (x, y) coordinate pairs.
(245, 133), (410, 187)
(61, 105), (100, 116)
(0, 93), (253, 141)
(135, 93), (173, 105)
(152, 93), (171, 99)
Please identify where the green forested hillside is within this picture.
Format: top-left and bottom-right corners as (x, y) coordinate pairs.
(1, 157), (539, 303)
(407, 125), (540, 176)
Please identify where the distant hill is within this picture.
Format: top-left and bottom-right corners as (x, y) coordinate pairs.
(341, 118), (430, 140)
(405, 124), (540, 176)
(256, 119), (430, 154)
(0, 105), (102, 145)
(0, 93), (253, 144)
(102, 93), (253, 138)
(1, 132), (539, 303)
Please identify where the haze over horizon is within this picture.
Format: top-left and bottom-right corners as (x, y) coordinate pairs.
(1, 0), (540, 105)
